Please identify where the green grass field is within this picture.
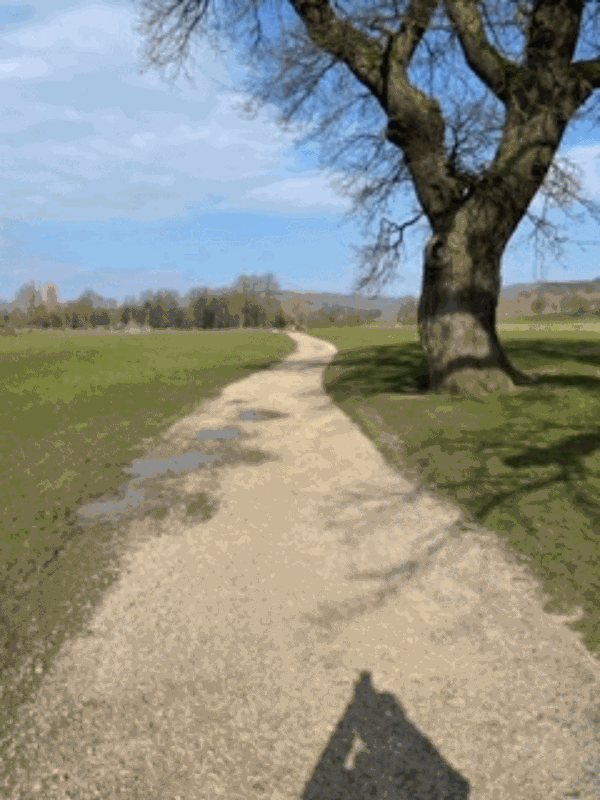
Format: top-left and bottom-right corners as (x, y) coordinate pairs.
(2, 316), (600, 744)
(0, 328), (296, 741)
(310, 318), (600, 660)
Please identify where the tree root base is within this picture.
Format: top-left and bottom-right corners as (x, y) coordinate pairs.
(433, 367), (530, 397)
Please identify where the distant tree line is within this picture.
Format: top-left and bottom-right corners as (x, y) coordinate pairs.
(530, 293), (600, 317)
(395, 290), (600, 325)
(395, 297), (418, 326)
(504, 284), (600, 320)
(0, 276), (382, 334)
(307, 304), (381, 328)
(0, 287), (286, 332)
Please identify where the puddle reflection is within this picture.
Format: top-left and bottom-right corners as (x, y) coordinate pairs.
(239, 408), (287, 421)
(195, 427), (239, 440)
(77, 451), (218, 525)
(124, 452), (217, 478)
(76, 487), (147, 523)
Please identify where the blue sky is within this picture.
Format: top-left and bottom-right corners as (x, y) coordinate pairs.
(2, 0), (600, 308)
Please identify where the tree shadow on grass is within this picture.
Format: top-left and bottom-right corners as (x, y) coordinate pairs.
(467, 428), (600, 530)
(323, 337), (600, 402)
(515, 372), (600, 392)
(502, 337), (600, 374)
(302, 671), (469, 800)
(324, 344), (430, 399)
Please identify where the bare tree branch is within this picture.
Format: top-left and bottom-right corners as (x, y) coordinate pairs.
(572, 57), (600, 89)
(285, 0), (387, 95)
(131, 0), (600, 305)
(351, 213), (426, 298)
(524, 0), (583, 66)
(442, 0), (517, 101)
(514, 154), (600, 280)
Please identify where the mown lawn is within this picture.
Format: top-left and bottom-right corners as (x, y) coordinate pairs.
(0, 328), (296, 744)
(310, 320), (600, 660)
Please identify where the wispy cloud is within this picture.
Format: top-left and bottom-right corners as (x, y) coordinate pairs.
(0, 0), (598, 304)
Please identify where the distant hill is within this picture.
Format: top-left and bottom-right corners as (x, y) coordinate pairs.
(268, 276), (600, 323)
(254, 289), (405, 321)
(3, 275), (600, 323)
(497, 277), (600, 320)
(270, 278), (600, 322)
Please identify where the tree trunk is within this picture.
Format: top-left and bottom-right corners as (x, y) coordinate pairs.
(418, 216), (537, 397)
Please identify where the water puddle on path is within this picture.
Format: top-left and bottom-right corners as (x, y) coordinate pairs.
(124, 452), (217, 478)
(75, 422), (279, 528)
(239, 408), (287, 421)
(76, 431), (241, 527)
(195, 427), (240, 440)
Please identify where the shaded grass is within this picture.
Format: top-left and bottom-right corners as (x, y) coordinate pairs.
(0, 328), (296, 746)
(310, 324), (600, 660)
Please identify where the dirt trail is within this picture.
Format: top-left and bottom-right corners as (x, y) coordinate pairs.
(2, 331), (600, 799)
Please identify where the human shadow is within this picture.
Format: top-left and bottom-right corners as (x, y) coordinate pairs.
(302, 671), (470, 800)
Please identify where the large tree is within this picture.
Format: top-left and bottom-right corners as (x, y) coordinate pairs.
(132, 0), (600, 394)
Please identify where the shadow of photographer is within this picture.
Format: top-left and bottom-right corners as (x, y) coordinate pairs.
(302, 671), (470, 800)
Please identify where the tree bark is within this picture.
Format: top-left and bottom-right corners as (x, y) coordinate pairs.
(418, 211), (538, 396)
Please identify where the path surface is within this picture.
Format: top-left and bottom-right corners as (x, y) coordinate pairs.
(2, 331), (600, 799)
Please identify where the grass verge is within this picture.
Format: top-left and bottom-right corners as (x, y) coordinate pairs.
(0, 328), (296, 745)
(309, 322), (600, 661)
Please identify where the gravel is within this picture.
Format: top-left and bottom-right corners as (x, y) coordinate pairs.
(1, 331), (599, 800)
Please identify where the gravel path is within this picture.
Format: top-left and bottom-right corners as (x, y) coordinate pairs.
(2, 331), (600, 799)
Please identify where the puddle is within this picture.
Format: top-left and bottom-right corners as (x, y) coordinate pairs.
(77, 488), (147, 523)
(77, 426), (275, 530)
(239, 409), (287, 421)
(124, 452), (217, 478)
(77, 452), (218, 526)
(195, 427), (239, 440)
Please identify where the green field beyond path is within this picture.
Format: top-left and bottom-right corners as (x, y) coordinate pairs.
(0, 328), (296, 743)
(3, 319), (600, 748)
(311, 321), (600, 661)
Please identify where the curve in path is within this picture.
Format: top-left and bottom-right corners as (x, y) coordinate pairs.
(2, 331), (600, 800)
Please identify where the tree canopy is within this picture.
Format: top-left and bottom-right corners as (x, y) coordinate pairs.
(130, 0), (600, 287)
(130, 0), (600, 394)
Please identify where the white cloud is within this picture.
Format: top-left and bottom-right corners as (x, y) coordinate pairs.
(0, 2), (331, 221)
(129, 132), (158, 150)
(2, 4), (133, 53)
(50, 144), (101, 161)
(44, 180), (81, 196)
(243, 174), (353, 211)
(0, 58), (50, 78)
(88, 138), (135, 158)
(6, 0), (598, 303)
(129, 174), (176, 187)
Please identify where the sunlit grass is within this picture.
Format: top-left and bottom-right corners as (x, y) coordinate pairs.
(310, 322), (600, 658)
(1, 329), (295, 578)
(0, 328), (297, 741)
(3, 317), (600, 748)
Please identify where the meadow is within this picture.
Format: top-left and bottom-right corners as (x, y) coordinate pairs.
(0, 327), (296, 741)
(311, 316), (600, 660)
(2, 315), (600, 744)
